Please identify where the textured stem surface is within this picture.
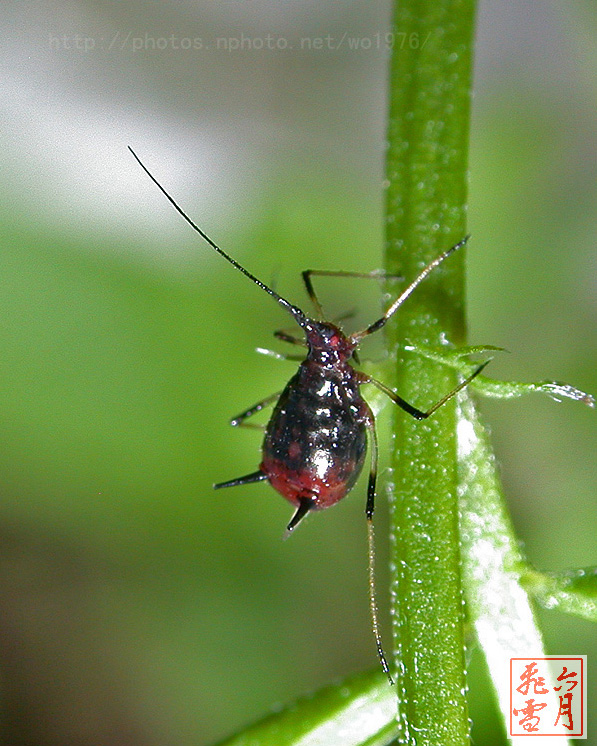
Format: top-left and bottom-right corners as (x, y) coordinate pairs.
(385, 1), (477, 744)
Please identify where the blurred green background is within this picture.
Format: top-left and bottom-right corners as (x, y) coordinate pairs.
(1, 2), (596, 744)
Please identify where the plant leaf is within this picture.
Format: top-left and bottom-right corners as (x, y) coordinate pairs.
(521, 567), (597, 622)
(457, 391), (574, 746)
(212, 669), (398, 746)
(403, 344), (595, 407)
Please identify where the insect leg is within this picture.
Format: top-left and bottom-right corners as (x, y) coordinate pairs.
(361, 359), (490, 420)
(302, 269), (403, 320)
(363, 409), (394, 684)
(259, 328), (305, 361)
(215, 396), (280, 488)
(229, 391), (282, 429)
(256, 347), (304, 362)
(364, 409), (378, 520)
(273, 329), (306, 347)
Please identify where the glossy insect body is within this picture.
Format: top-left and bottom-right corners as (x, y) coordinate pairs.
(129, 146), (488, 682)
(212, 316), (378, 532)
(262, 322), (370, 522)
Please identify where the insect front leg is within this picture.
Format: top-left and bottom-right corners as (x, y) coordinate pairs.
(260, 329), (306, 360)
(274, 329), (305, 345)
(256, 347), (305, 362)
(360, 359), (490, 420)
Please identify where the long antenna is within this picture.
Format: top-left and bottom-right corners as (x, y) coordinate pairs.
(352, 236), (469, 340)
(128, 147), (306, 326)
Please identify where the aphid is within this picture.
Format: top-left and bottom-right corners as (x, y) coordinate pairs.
(129, 147), (488, 682)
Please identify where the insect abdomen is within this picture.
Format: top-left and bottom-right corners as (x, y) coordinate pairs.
(261, 362), (367, 510)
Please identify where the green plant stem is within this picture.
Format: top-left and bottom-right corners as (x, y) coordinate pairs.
(385, 1), (477, 744)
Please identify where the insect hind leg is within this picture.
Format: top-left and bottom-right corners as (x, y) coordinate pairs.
(362, 407), (394, 684)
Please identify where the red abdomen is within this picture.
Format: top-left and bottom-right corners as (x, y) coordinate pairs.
(260, 361), (369, 510)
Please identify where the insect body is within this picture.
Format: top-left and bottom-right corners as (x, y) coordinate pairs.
(262, 324), (370, 528)
(216, 319), (371, 531)
(211, 267), (487, 535)
(129, 146), (488, 680)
